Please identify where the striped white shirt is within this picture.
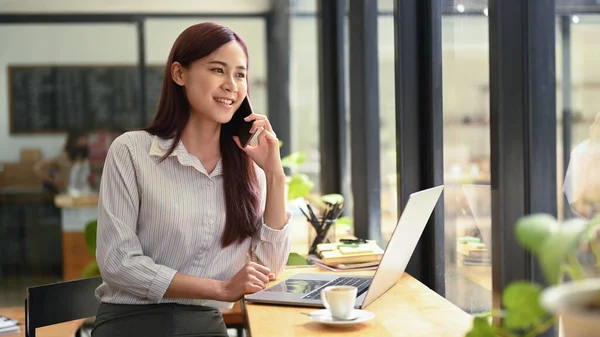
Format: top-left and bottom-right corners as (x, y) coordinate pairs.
(95, 131), (292, 309)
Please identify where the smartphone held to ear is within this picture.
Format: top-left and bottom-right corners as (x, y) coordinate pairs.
(232, 96), (257, 148)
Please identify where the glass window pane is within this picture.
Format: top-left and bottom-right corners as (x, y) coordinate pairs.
(289, 14), (320, 197)
(559, 14), (600, 222)
(287, 4), (322, 254)
(442, 5), (493, 314)
(378, 2), (398, 245)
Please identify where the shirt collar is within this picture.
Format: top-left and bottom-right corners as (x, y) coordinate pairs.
(148, 136), (181, 157)
(148, 136), (223, 177)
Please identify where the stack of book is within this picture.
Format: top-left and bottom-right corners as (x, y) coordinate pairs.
(0, 315), (19, 335)
(307, 240), (384, 272)
(457, 236), (491, 266)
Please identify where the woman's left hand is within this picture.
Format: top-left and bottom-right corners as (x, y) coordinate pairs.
(233, 113), (284, 176)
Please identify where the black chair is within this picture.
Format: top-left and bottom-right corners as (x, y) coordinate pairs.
(25, 276), (102, 337)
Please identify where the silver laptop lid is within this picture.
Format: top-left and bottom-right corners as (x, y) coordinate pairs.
(461, 184), (491, 247)
(361, 185), (443, 308)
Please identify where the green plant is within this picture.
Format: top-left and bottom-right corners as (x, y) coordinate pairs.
(465, 214), (600, 337)
(280, 149), (351, 231)
(82, 219), (101, 277)
(280, 146), (340, 204)
(280, 150), (314, 201)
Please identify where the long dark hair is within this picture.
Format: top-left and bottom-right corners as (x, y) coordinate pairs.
(143, 22), (261, 248)
(64, 129), (88, 161)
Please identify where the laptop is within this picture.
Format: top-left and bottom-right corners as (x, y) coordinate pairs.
(245, 185), (444, 309)
(461, 184), (491, 248)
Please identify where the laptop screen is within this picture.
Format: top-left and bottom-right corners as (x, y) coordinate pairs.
(264, 279), (330, 295)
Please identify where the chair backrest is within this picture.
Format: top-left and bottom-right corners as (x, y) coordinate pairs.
(25, 276), (102, 337)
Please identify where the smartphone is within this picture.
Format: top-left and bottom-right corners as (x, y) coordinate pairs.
(231, 96), (257, 148)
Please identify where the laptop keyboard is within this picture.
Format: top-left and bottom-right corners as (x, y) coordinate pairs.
(301, 277), (372, 300)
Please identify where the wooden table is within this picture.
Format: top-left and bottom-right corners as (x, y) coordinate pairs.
(0, 307), (84, 337)
(243, 267), (474, 337)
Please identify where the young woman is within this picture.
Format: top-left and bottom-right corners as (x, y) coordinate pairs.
(91, 22), (291, 337)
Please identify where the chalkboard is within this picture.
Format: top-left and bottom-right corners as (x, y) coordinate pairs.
(8, 65), (166, 134)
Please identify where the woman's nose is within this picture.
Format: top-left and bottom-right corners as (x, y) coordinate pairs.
(222, 76), (237, 92)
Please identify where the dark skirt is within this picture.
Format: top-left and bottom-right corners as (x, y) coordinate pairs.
(91, 302), (229, 337)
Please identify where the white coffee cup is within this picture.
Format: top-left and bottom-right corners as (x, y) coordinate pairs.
(320, 285), (358, 320)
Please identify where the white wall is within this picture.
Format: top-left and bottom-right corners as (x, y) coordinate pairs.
(0, 24), (138, 161)
(0, 19), (266, 162)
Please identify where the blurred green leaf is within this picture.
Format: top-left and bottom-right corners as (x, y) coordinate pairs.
(515, 214), (596, 284)
(515, 214), (558, 255)
(502, 281), (546, 330)
(82, 260), (100, 278)
(584, 215), (600, 243)
(465, 316), (497, 337)
(464, 214), (600, 337)
(287, 174), (314, 200)
(537, 218), (591, 284)
(84, 219), (98, 257)
(281, 152), (306, 169)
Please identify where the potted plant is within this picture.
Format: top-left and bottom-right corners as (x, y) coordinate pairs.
(280, 149), (352, 241)
(281, 150), (344, 205)
(465, 213), (600, 337)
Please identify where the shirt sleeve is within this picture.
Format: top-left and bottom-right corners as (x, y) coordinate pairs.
(249, 166), (292, 278)
(96, 134), (177, 303)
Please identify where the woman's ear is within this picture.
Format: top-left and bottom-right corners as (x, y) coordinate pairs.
(171, 62), (186, 86)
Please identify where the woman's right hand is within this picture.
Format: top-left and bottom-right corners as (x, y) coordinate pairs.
(219, 262), (274, 302)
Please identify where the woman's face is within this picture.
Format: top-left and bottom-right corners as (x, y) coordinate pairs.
(172, 41), (248, 124)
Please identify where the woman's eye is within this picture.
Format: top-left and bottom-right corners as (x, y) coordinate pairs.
(212, 68), (224, 74)
(236, 73), (246, 78)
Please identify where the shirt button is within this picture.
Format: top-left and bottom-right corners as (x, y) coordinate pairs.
(208, 217), (214, 225)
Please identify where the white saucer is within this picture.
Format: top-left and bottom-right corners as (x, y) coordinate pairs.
(307, 309), (375, 326)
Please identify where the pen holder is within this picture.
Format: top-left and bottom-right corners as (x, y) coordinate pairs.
(308, 219), (337, 255)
